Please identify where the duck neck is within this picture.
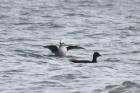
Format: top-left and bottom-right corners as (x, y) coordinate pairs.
(92, 56), (97, 63)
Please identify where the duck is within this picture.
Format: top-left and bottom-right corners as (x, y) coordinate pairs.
(43, 40), (84, 56)
(70, 52), (101, 63)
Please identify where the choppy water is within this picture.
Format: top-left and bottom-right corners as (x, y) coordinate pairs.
(0, 0), (140, 93)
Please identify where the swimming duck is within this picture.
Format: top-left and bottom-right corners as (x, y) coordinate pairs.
(43, 41), (84, 56)
(70, 52), (101, 63)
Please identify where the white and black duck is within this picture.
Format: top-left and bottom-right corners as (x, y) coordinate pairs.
(43, 41), (84, 56)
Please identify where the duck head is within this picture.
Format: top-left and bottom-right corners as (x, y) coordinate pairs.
(59, 40), (65, 46)
(93, 52), (101, 57)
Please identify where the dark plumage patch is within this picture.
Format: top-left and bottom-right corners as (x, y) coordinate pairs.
(70, 59), (92, 63)
(43, 45), (58, 53)
(67, 46), (84, 50)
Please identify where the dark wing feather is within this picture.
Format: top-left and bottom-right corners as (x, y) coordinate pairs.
(43, 45), (58, 53)
(70, 59), (91, 63)
(67, 46), (84, 51)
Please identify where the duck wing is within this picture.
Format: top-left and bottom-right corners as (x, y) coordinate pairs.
(70, 59), (92, 63)
(43, 45), (58, 53)
(67, 46), (84, 51)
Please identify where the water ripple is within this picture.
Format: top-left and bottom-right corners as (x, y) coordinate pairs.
(0, 0), (140, 93)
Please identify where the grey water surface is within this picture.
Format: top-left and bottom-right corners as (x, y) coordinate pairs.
(0, 0), (140, 93)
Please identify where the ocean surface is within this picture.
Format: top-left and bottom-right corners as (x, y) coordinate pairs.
(0, 0), (140, 93)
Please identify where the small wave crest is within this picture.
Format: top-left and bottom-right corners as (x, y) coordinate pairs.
(94, 81), (140, 93)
